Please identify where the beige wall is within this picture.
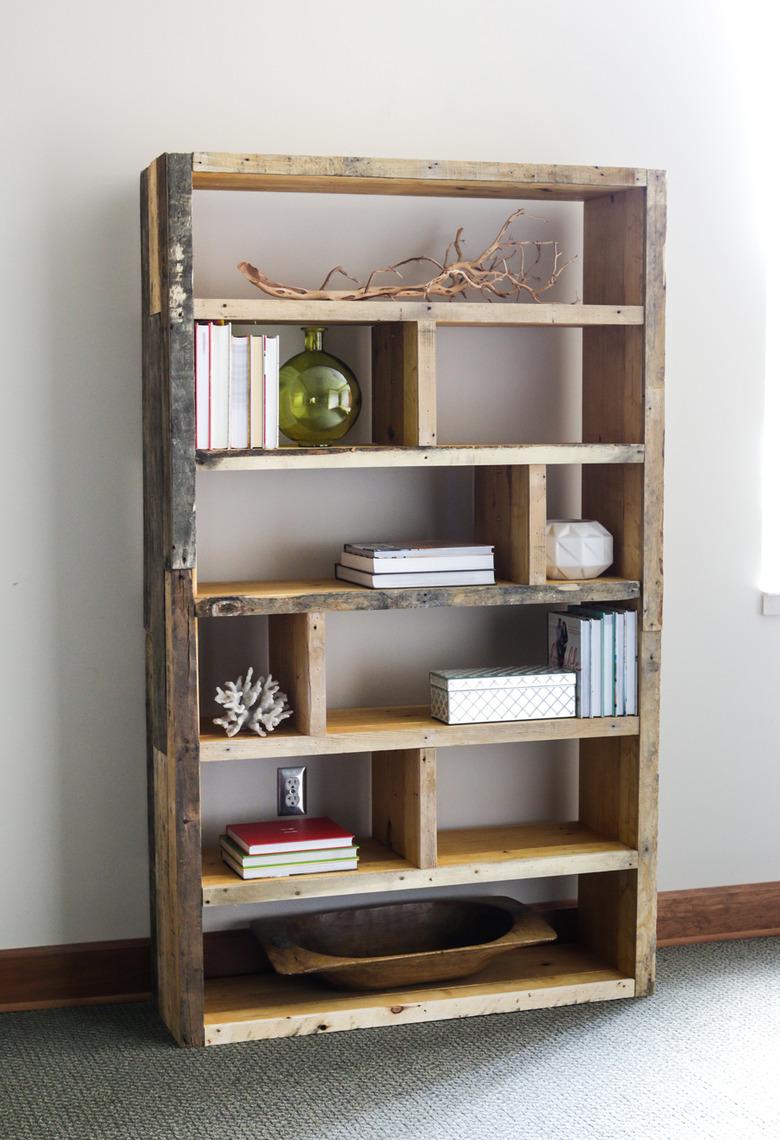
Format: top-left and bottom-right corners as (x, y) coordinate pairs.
(2, 0), (777, 949)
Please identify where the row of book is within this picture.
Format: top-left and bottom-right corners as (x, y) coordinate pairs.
(334, 540), (496, 589)
(220, 817), (358, 880)
(548, 607), (637, 717)
(195, 322), (280, 451)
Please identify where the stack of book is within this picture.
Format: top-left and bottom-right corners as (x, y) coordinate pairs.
(195, 322), (280, 451)
(547, 606), (638, 718)
(335, 541), (496, 589)
(220, 817), (358, 880)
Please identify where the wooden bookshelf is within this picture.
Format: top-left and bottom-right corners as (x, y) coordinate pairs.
(142, 151), (665, 1047)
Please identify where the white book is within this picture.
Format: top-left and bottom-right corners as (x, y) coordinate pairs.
(613, 610), (625, 716)
(335, 565), (495, 589)
(548, 613), (590, 717)
(345, 541), (494, 559)
(625, 609), (638, 715)
(221, 851), (359, 879)
(599, 611), (615, 715)
(209, 323), (231, 450)
(229, 335), (250, 449)
(249, 335), (265, 449)
(264, 335), (279, 448)
(567, 607), (601, 717)
(341, 551), (494, 574)
(195, 323), (210, 449)
(220, 836), (358, 868)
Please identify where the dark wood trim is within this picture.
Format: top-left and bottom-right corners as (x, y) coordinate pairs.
(0, 940), (151, 1012)
(656, 881), (780, 947)
(2, 883), (777, 1013)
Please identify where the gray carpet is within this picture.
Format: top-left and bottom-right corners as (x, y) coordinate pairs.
(1, 940), (778, 1140)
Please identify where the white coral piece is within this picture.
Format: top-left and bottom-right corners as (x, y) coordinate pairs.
(213, 667), (293, 737)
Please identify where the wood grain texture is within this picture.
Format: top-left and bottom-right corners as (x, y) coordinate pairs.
(196, 442), (645, 471)
(158, 572), (204, 1044)
(202, 822), (637, 907)
(579, 180), (666, 997)
(194, 298), (644, 327)
(194, 576), (640, 618)
(475, 465), (547, 584)
(146, 159), (161, 316)
(371, 748), (437, 868)
(371, 321), (437, 445)
(268, 612), (327, 736)
(192, 152), (646, 199)
(142, 156), (203, 1046)
(163, 153), (196, 570)
(199, 707), (639, 762)
(657, 882), (780, 946)
(202, 943), (633, 1044)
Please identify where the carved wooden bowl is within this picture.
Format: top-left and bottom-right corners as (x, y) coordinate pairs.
(252, 896), (557, 991)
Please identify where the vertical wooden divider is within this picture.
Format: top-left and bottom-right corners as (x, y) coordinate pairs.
(372, 748), (437, 868)
(578, 175), (666, 996)
(142, 154), (204, 1047)
(268, 612), (327, 736)
(474, 465), (547, 583)
(371, 320), (437, 445)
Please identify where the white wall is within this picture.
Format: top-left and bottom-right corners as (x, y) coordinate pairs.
(2, 0), (777, 949)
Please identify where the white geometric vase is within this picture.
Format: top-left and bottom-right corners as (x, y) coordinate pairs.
(546, 519), (614, 580)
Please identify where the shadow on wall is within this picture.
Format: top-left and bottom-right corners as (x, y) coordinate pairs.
(49, 179), (148, 941)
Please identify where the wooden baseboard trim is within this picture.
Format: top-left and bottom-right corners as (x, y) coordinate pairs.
(656, 881), (780, 947)
(2, 882), (778, 1012)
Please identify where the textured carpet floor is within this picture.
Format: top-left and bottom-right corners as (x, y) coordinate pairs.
(1, 939), (779, 1140)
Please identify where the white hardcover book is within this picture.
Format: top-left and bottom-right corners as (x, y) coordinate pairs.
(613, 610), (625, 716)
(548, 612), (590, 717)
(220, 836), (359, 868)
(625, 609), (638, 714)
(229, 335), (250, 449)
(249, 335), (265, 449)
(599, 612), (615, 715)
(345, 541), (494, 559)
(264, 335), (279, 448)
(195, 323), (211, 449)
(335, 565), (495, 589)
(566, 607), (601, 717)
(341, 551), (494, 574)
(221, 851), (359, 879)
(209, 323), (231, 450)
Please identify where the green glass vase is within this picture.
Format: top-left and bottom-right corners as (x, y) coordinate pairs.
(278, 327), (361, 445)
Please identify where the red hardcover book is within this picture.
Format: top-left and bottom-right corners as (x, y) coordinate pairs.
(226, 817), (355, 855)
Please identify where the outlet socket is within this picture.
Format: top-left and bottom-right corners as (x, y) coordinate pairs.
(277, 765), (307, 816)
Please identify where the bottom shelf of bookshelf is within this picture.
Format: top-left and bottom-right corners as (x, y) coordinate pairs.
(203, 942), (634, 1044)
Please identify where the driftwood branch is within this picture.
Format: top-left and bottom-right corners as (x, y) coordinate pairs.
(238, 209), (575, 303)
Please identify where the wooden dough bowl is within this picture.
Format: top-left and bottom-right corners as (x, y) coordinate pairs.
(252, 896), (557, 991)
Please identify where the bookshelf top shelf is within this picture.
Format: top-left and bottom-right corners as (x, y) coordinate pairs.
(194, 299), (643, 327)
(191, 152), (647, 200)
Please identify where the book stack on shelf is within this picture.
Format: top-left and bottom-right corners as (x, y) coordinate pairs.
(335, 541), (496, 589)
(548, 607), (638, 718)
(220, 817), (358, 880)
(195, 322), (280, 451)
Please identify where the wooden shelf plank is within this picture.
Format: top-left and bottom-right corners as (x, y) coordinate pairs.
(192, 152), (646, 200)
(202, 942), (635, 1043)
(196, 442), (644, 472)
(199, 707), (640, 761)
(195, 576), (640, 617)
(202, 822), (638, 908)
(194, 298), (643, 327)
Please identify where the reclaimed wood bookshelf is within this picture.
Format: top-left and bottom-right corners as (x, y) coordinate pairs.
(141, 152), (665, 1047)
